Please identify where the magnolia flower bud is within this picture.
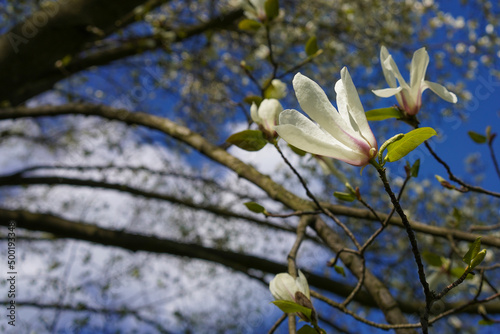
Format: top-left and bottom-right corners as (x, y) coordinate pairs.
(264, 79), (288, 99)
(269, 271), (316, 322)
(251, 98), (282, 136)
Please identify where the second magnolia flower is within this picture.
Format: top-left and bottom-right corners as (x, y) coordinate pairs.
(274, 67), (378, 166)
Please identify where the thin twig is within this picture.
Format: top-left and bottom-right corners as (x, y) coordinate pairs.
(469, 222), (500, 232)
(427, 292), (500, 325)
(425, 142), (500, 198)
(278, 50), (324, 80)
(488, 135), (500, 181)
(376, 167), (432, 333)
(266, 210), (321, 218)
(327, 248), (359, 267)
(341, 257), (366, 307)
(477, 263), (500, 271)
(274, 143), (361, 249)
(264, 24), (279, 82)
(268, 314), (287, 334)
(359, 174), (411, 253)
(310, 290), (421, 330)
(434, 268), (472, 301)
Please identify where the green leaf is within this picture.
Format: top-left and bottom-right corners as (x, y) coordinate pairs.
(227, 130), (267, 151)
(243, 95), (262, 106)
(410, 159), (420, 177)
(305, 36), (319, 56)
(61, 54), (72, 67)
(238, 19), (262, 31)
(452, 207), (462, 223)
(470, 249), (487, 269)
(289, 144), (307, 156)
(449, 267), (463, 279)
(479, 319), (495, 326)
(450, 266), (475, 280)
(468, 131), (487, 144)
(264, 0), (279, 20)
(435, 175), (446, 183)
(334, 265), (345, 276)
(422, 251), (444, 267)
(297, 325), (317, 334)
(385, 127), (437, 162)
(244, 202), (266, 214)
(271, 300), (312, 319)
(333, 191), (356, 202)
(462, 237), (482, 266)
(365, 107), (402, 121)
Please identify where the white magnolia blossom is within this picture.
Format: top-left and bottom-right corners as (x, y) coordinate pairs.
(269, 270), (310, 302)
(265, 79), (288, 99)
(242, 0), (266, 21)
(275, 68), (378, 166)
(372, 46), (458, 116)
(251, 98), (282, 135)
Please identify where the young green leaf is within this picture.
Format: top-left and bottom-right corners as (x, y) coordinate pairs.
(333, 191), (356, 202)
(264, 0), (279, 20)
(462, 237), (482, 266)
(384, 127), (437, 162)
(226, 130), (267, 151)
(365, 107), (402, 121)
(468, 131), (487, 144)
(244, 202), (266, 214)
(334, 265), (346, 277)
(450, 267), (474, 279)
(435, 175), (446, 183)
(289, 144), (307, 156)
(243, 95), (263, 106)
(238, 19), (262, 31)
(470, 249), (487, 269)
(271, 300), (312, 318)
(297, 325), (318, 334)
(422, 251), (444, 267)
(305, 36), (319, 56)
(478, 319), (495, 326)
(410, 159), (420, 177)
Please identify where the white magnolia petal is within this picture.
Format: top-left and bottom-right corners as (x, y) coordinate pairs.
(275, 123), (368, 165)
(382, 55), (410, 90)
(258, 99), (282, 129)
(297, 270), (310, 298)
(380, 46), (398, 88)
(410, 47), (429, 99)
(250, 0), (266, 10)
(372, 87), (403, 98)
(292, 73), (354, 144)
(336, 67), (376, 147)
(423, 80), (458, 103)
(250, 102), (260, 123)
(275, 110), (368, 165)
(334, 75), (350, 122)
(270, 79), (288, 99)
(269, 273), (296, 301)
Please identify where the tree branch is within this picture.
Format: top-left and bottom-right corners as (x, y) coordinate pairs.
(2, 208), (499, 317)
(0, 0), (167, 105)
(1, 104), (499, 249)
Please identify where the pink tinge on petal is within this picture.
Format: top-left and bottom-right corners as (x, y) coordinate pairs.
(399, 90), (419, 116)
(335, 122), (378, 166)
